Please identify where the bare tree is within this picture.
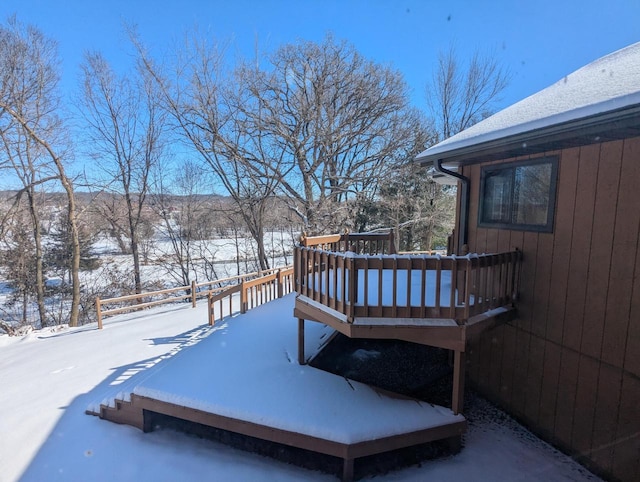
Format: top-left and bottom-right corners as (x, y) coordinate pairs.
(0, 17), (82, 327)
(426, 46), (509, 140)
(80, 51), (167, 294)
(90, 194), (130, 254)
(236, 35), (427, 235)
(151, 160), (214, 286)
(405, 46), (510, 253)
(134, 34), (279, 270)
(376, 162), (456, 252)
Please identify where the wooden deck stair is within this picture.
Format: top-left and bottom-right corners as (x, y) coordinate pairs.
(91, 398), (145, 431)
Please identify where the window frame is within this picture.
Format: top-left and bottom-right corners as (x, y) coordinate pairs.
(478, 156), (559, 233)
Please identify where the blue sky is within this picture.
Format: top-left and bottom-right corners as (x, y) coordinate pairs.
(3, 0), (639, 112)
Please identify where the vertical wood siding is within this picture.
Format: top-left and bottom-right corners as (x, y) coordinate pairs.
(462, 136), (640, 482)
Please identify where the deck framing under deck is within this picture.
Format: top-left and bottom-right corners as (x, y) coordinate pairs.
(294, 294), (516, 352)
(294, 294), (516, 416)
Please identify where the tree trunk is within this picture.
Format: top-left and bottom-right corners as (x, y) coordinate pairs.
(22, 291), (27, 325)
(131, 236), (142, 294)
(58, 173), (81, 327)
(125, 193), (143, 294)
(255, 227), (269, 271)
(27, 189), (47, 327)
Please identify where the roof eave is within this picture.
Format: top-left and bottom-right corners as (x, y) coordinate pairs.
(417, 104), (640, 167)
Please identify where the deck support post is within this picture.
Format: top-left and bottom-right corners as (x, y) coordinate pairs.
(452, 349), (466, 415)
(298, 318), (305, 365)
(342, 458), (354, 482)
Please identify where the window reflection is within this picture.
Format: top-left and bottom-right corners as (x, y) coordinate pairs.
(479, 157), (557, 232)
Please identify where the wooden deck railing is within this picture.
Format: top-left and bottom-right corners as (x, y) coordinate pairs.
(207, 266), (294, 325)
(96, 266), (293, 329)
(300, 230), (396, 255)
(294, 245), (521, 324)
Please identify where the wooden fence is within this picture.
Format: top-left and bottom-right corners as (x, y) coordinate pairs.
(95, 266), (293, 329)
(294, 245), (521, 324)
(207, 266), (294, 326)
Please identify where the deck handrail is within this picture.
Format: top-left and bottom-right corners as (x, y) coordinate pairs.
(300, 230), (396, 255)
(207, 266), (295, 325)
(294, 246), (521, 324)
(96, 266), (293, 329)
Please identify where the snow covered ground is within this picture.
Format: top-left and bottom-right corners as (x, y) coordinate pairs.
(0, 230), (295, 328)
(0, 295), (600, 481)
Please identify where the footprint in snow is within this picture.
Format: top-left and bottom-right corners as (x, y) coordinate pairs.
(51, 366), (75, 374)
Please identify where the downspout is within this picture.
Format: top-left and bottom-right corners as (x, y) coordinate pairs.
(434, 159), (470, 255)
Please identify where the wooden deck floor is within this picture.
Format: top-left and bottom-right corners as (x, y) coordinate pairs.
(97, 393), (466, 481)
(88, 296), (467, 481)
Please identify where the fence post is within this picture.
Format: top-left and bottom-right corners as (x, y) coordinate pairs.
(298, 318), (305, 365)
(463, 258), (471, 321)
(191, 280), (197, 308)
(450, 257), (458, 321)
(295, 247), (302, 294)
(96, 297), (103, 330)
(240, 279), (247, 314)
(277, 269), (284, 298)
(208, 291), (214, 326)
(347, 257), (356, 322)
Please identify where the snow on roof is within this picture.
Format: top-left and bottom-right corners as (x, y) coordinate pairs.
(417, 41), (640, 162)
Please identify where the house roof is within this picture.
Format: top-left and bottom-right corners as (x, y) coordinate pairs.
(416, 42), (640, 167)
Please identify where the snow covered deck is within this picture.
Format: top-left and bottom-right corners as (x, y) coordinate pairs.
(293, 244), (521, 351)
(90, 295), (466, 481)
(292, 235), (521, 418)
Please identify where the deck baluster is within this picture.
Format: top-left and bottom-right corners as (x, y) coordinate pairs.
(294, 236), (520, 326)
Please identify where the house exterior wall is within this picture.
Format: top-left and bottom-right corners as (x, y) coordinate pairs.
(459, 136), (640, 482)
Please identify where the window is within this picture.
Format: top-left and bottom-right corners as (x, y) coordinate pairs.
(478, 157), (558, 232)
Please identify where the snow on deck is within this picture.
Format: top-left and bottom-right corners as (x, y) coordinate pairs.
(311, 267), (469, 307)
(125, 295), (464, 445)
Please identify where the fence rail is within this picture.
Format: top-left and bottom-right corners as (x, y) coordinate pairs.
(207, 266), (294, 326)
(96, 266), (293, 329)
(300, 230), (396, 255)
(294, 244), (521, 324)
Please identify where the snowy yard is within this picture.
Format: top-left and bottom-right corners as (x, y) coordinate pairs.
(0, 295), (600, 481)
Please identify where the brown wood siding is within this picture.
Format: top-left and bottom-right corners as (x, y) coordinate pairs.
(499, 323), (517, 406)
(463, 136), (640, 482)
(581, 142), (621, 360)
(538, 341), (561, 436)
(545, 148), (577, 346)
(612, 373), (640, 478)
(553, 348), (580, 446)
(562, 145), (598, 353)
(607, 138), (640, 372)
(510, 327), (531, 418)
(467, 164), (481, 252)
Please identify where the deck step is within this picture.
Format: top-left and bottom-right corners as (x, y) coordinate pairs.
(89, 389), (465, 481)
(87, 398), (145, 431)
